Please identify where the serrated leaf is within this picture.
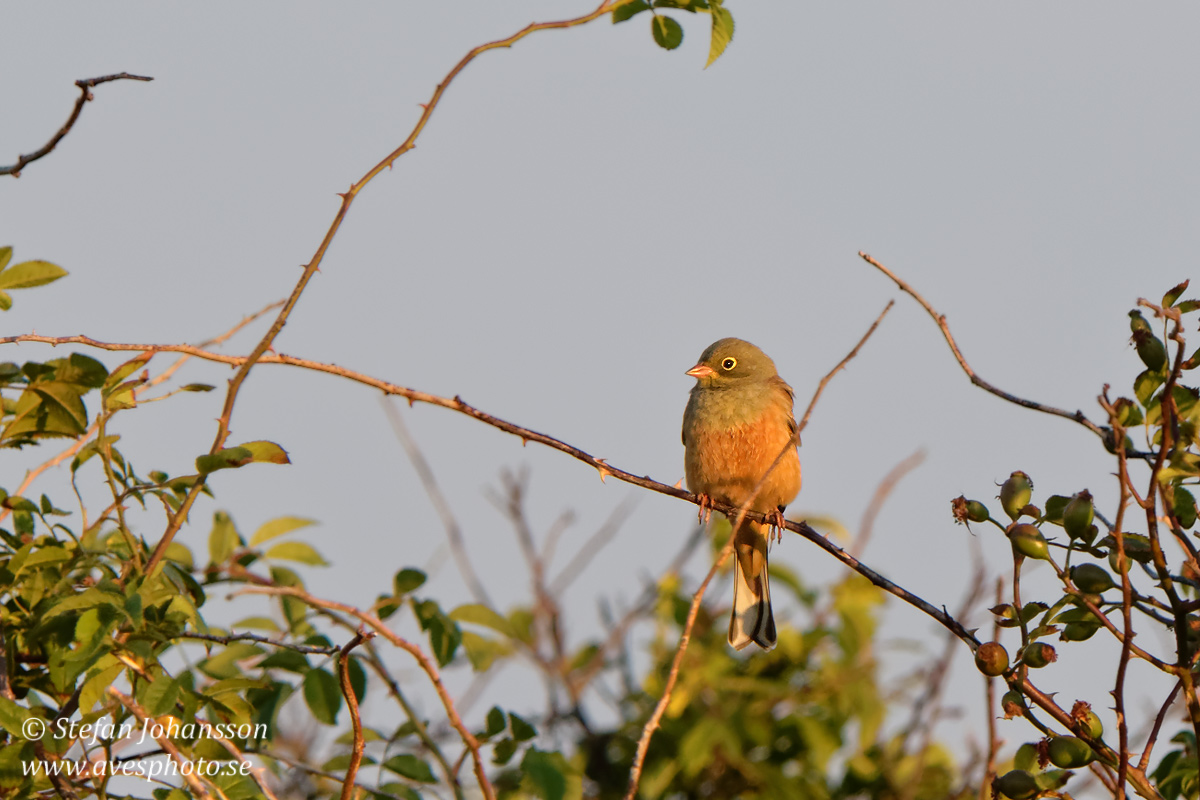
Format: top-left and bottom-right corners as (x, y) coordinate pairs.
(302, 667), (341, 725)
(104, 353), (152, 390)
(264, 541), (328, 566)
(613, 0), (650, 23)
(485, 707), (507, 738)
(450, 603), (514, 637)
(250, 516), (315, 545)
(1164, 280), (1190, 308)
(1134, 369), (1163, 407)
(705, 4), (734, 67)
(0, 260), (68, 290)
(140, 673), (181, 716)
(492, 737), (518, 766)
(394, 568), (427, 595)
(509, 712), (537, 742)
(414, 600), (461, 667)
(651, 14), (683, 50)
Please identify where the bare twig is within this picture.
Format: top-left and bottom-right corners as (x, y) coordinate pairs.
(549, 496), (636, 596)
(383, 399), (492, 606)
(797, 299), (894, 435)
(2, 73), (153, 177)
(858, 252), (1109, 439)
(232, 584), (496, 800)
(337, 629), (374, 800)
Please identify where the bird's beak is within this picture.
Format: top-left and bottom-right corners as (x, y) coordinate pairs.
(686, 364), (716, 379)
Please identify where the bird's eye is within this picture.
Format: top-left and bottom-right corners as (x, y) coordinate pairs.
(721, 357), (737, 370)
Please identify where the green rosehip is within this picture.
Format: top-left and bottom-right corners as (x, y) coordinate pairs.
(1062, 490), (1094, 539)
(999, 471), (1033, 520)
(1071, 562), (1115, 593)
(974, 642), (1010, 677)
(1047, 736), (1095, 768)
(1009, 523), (1050, 561)
(1020, 642), (1057, 668)
(994, 770), (1039, 800)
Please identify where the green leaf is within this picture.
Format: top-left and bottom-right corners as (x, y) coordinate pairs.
(383, 753), (438, 783)
(492, 737), (518, 766)
(250, 516), (315, 545)
(509, 712), (537, 742)
(140, 673), (181, 716)
(414, 600), (461, 667)
(197, 447), (254, 474)
(209, 511), (241, 565)
(0, 247), (10, 272)
(1173, 486), (1197, 528)
(485, 706), (507, 738)
(303, 667), (342, 725)
(0, 697), (32, 739)
(264, 541), (328, 566)
(180, 383), (216, 392)
(1134, 369), (1163, 407)
(0, 259), (68, 290)
(651, 14), (684, 50)
(394, 568), (427, 595)
(197, 441), (289, 473)
(613, 0), (650, 22)
(460, 631), (506, 672)
(1163, 279), (1190, 308)
(0, 292), (11, 312)
(705, 3), (734, 67)
(33, 381), (88, 429)
(450, 603), (514, 637)
(520, 748), (571, 800)
(104, 353), (153, 390)
(240, 440), (290, 464)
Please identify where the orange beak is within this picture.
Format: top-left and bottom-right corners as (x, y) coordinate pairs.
(686, 364), (716, 379)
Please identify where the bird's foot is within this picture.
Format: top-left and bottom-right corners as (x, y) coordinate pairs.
(768, 507), (788, 544)
(695, 493), (714, 525)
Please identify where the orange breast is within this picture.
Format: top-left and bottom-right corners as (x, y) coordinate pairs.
(684, 391), (802, 512)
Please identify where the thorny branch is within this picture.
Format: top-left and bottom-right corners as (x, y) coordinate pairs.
(2, 73), (154, 177)
(138, 0), (626, 578)
(858, 252), (1111, 441)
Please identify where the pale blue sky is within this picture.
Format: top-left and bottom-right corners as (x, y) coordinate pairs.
(4, 2), (1198, 787)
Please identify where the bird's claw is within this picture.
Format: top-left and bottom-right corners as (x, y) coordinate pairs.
(768, 507), (788, 544)
(695, 493), (714, 525)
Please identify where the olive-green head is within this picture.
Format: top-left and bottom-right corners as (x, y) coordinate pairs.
(686, 338), (779, 385)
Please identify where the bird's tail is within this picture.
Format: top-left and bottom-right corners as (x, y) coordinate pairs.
(728, 519), (776, 651)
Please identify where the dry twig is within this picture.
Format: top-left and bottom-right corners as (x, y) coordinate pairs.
(2, 73), (153, 177)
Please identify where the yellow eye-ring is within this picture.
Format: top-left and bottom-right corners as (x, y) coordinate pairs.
(721, 357), (737, 370)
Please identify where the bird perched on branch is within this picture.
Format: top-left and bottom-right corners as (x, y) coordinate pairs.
(682, 338), (802, 651)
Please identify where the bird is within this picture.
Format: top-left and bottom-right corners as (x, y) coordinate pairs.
(681, 338), (802, 651)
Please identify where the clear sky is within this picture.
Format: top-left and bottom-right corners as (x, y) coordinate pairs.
(4, 2), (1198, 786)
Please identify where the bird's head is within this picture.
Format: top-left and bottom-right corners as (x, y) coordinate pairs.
(686, 338), (779, 386)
